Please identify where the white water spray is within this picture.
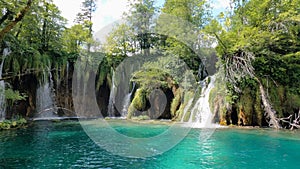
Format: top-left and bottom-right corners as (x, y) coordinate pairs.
(35, 71), (58, 119)
(121, 82), (136, 117)
(183, 76), (216, 128)
(108, 71), (116, 117)
(0, 47), (10, 121)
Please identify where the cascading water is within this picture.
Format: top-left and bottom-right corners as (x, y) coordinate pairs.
(0, 46), (10, 121)
(108, 71), (116, 117)
(184, 75), (216, 128)
(65, 61), (69, 107)
(121, 82), (136, 117)
(35, 71), (58, 119)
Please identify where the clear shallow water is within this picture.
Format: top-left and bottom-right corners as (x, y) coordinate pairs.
(0, 121), (300, 169)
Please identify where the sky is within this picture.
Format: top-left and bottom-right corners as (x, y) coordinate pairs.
(53, 0), (230, 32)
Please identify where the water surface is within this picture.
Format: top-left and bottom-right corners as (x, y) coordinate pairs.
(0, 120), (300, 168)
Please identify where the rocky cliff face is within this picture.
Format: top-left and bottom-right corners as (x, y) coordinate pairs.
(8, 60), (111, 119)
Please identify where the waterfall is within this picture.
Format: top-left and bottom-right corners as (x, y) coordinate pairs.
(65, 61), (69, 107)
(108, 71), (116, 117)
(0, 47), (10, 121)
(35, 71), (58, 119)
(121, 82), (136, 117)
(184, 75), (216, 128)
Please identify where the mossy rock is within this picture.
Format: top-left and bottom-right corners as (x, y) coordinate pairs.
(131, 115), (151, 121)
(170, 88), (182, 117)
(132, 88), (147, 110)
(127, 88), (147, 119)
(177, 91), (194, 122)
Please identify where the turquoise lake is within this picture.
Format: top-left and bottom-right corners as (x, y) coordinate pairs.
(0, 120), (300, 169)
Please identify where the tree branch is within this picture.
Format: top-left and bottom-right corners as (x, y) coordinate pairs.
(0, 0), (33, 41)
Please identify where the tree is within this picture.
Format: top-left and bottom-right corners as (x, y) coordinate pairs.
(62, 24), (90, 53)
(211, 0), (300, 128)
(156, 0), (212, 78)
(39, 0), (66, 53)
(126, 0), (156, 55)
(1, 0), (68, 80)
(103, 23), (136, 68)
(75, 0), (97, 52)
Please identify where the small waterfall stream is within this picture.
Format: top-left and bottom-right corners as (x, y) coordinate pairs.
(121, 82), (136, 117)
(0, 47), (10, 121)
(184, 75), (216, 128)
(65, 61), (69, 108)
(35, 71), (58, 119)
(108, 71), (116, 117)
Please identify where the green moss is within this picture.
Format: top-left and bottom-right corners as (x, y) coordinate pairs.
(132, 88), (147, 110)
(96, 59), (110, 90)
(285, 92), (300, 114)
(170, 88), (182, 117)
(177, 91), (194, 122)
(182, 110), (191, 122)
(127, 104), (135, 119)
(127, 88), (147, 119)
(254, 88), (263, 126)
(237, 88), (253, 125)
(131, 115), (151, 121)
(104, 117), (111, 120)
(266, 80), (284, 117)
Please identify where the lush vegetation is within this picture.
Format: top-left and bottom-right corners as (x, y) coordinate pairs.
(0, 0), (299, 129)
(207, 0), (300, 128)
(0, 117), (27, 130)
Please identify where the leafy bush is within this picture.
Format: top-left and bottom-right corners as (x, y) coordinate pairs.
(0, 117), (27, 130)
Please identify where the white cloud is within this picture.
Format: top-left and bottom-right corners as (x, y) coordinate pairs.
(93, 0), (129, 32)
(53, 0), (129, 31)
(53, 0), (83, 26)
(212, 0), (231, 10)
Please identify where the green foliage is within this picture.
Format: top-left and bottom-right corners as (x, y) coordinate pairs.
(157, 0), (212, 76)
(62, 24), (90, 53)
(132, 68), (170, 91)
(75, 0), (97, 52)
(0, 117), (27, 130)
(1, 0), (72, 81)
(103, 24), (136, 68)
(161, 0), (211, 28)
(211, 0), (300, 125)
(5, 88), (26, 103)
(126, 0), (156, 55)
(132, 55), (196, 92)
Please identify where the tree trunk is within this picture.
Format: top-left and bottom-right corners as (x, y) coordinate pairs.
(258, 81), (281, 129)
(0, 0), (33, 41)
